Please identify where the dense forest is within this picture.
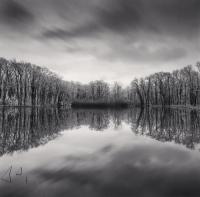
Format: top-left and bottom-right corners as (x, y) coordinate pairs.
(1, 57), (200, 108)
(0, 58), (70, 107)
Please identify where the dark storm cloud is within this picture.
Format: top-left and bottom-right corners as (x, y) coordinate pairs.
(0, 0), (34, 27)
(1, 0), (200, 44)
(149, 0), (200, 36)
(41, 0), (144, 39)
(41, 0), (200, 39)
(97, 0), (142, 32)
(98, 0), (200, 36)
(37, 0), (200, 63)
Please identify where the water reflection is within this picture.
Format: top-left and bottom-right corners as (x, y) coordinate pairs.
(130, 108), (200, 149)
(0, 107), (200, 156)
(1, 135), (200, 197)
(1, 107), (200, 196)
(0, 107), (64, 156)
(31, 144), (200, 197)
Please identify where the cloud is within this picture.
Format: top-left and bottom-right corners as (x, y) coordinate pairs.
(38, 0), (199, 63)
(42, 23), (99, 40)
(0, 0), (34, 27)
(40, 0), (200, 39)
(97, 0), (142, 32)
(98, 40), (187, 63)
(0, 0), (200, 83)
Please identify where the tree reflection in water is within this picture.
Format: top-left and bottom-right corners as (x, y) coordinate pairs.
(129, 108), (200, 149)
(0, 107), (200, 156)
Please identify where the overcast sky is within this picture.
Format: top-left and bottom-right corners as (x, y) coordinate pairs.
(0, 0), (200, 84)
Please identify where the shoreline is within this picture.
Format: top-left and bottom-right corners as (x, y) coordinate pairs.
(152, 105), (200, 111)
(0, 104), (200, 110)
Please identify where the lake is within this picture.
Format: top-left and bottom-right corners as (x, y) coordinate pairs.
(0, 107), (200, 196)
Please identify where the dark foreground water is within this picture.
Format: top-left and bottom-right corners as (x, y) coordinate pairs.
(1, 107), (200, 196)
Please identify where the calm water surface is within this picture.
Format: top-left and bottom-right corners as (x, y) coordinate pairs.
(0, 107), (200, 196)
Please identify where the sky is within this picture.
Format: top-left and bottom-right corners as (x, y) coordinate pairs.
(0, 0), (200, 85)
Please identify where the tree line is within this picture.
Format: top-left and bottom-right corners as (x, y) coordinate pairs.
(0, 58), (70, 107)
(1, 57), (200, 107)
(131, 62), (200, 107)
